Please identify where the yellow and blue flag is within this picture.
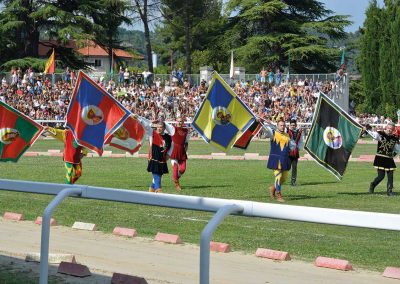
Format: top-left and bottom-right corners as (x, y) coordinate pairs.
(192, 72), (256, 152)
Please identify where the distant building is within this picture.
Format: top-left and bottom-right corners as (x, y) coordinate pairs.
(38, 40), (144, 74)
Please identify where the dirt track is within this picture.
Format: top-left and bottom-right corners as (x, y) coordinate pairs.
(0, 218), (397, 284)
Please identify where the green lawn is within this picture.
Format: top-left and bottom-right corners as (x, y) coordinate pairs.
(0, 153), (399, 272)
(32, 138), (378, 157)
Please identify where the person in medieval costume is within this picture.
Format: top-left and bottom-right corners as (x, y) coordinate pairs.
(366, 122), (400, 196)
(287, 119), (303, 186)
(136, 115), (173, 193)
(43, 126), (88, 184)
(262, 119), (295, 202)
(168, 116), (190, 191)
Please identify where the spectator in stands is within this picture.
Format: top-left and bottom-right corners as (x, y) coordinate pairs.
(64, 67), (71, 83)
(176, 68), (184, 86)
(118, 67), (124, 86)
(124, 68), (130, 86)
(260, 67), (267, 84)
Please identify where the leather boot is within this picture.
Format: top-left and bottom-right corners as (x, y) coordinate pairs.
(369, 182), (375, 194)
(277, 192), (285, 203)
(269, 186), (276, 199)
(387, 187), (394, 196)
(174, 179), (182, 191)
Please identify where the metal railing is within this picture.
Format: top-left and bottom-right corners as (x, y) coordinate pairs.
(1, 179), (400, 284)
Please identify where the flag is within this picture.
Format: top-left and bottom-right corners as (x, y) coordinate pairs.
(304, 92), (362, 180)
(110, 48), (114, 76)
(192, 72), (256, 152)
(0, 101), (43, 162)
(66, 71), (130, 156)
(229, 51), (234, 79)
(233, 120), (262, 150)
(105, 115), (145, 155)
(340, 48), (346, 70)
(44, 49), (55, 74)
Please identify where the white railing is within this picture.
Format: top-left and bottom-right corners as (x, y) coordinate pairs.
(1, 179), (400, 284)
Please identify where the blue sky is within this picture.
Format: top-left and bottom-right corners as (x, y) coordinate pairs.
(321, 0), (384, 32)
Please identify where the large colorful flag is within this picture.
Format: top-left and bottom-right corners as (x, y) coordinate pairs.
(66, 71), (130, 156)
(105, 115), (145, 155)
(0, 101), (43, 162)
(44, 48), (55, 74)
(233, 120), (262, 150)
(192, 72), (256, 152)
(304, 92), (362, 180)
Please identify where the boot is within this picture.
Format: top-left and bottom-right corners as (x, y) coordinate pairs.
(155, 188), (163, 193)
(291, 179), (296, 187)
(387, 187), (394, 196)
(269, 186), (276, 199)
(369, 182), (375, 194)
(174, 179), (182, 191)
(276, 192), (285, 203)
(149, 187), (155, 193)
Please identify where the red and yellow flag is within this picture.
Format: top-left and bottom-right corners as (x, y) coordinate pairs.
(0, 101), (44, 162)
(44, 49), (55, 74)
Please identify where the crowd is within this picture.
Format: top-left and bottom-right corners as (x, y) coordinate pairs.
(0, 67), (394, 127)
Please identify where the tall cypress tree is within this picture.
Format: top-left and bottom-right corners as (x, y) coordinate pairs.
(379, 0), (395, 117)
(359, 0), (382, 113)
(391, 0), (400, 110)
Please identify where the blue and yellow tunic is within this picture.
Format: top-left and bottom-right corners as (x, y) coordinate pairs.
(267, 130), (292, 171)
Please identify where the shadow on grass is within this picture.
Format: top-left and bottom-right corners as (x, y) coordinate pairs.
(297, 181), (338, 186)
(338, 191), (394, 196)
(286, 194), (330, 201)
(183, 185), (232, 189)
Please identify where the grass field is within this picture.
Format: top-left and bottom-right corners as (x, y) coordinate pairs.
(0, 139), (399, 274)
(31, 138), (378, 157)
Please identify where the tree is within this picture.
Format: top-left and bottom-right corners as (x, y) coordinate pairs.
(390, 0), (400, 109)
(159, 0), (224, 74)
(224, 0), (351, 73)
(379, 0), (395, 118)
(92, 0), (131, 73)
(131, 0), (160, 73)
(0, 0), (101, 68)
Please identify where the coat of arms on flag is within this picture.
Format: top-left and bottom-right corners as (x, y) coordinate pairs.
(0, 101), (43, 162)
(105, 115), (145, 155)
(304, 92), (362, 180)
(192, 72), (256, 152)
(66, 71), (130, 156)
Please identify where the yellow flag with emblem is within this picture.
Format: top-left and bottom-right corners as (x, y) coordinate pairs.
(192, 72), (256, 152)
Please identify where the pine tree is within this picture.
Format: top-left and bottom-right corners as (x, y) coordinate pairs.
(224, 0), (351, 73)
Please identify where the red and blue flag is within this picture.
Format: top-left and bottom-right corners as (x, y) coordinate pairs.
(66, 71), (130, 155)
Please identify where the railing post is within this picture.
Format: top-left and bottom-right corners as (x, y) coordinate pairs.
(39, 187), (83, 284)
(199, 204), (243, 284)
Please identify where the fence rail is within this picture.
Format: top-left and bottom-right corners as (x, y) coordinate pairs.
(1, 179), (400, 283)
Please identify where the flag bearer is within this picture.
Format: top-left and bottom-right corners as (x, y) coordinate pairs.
(365, 123), (400, 196)
(136, 115), (173, 193)
(262, 119), (295, 202)
(43, 126), (88, 184)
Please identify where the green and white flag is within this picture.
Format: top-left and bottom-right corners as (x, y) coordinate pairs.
(304, 92), (362, 180)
